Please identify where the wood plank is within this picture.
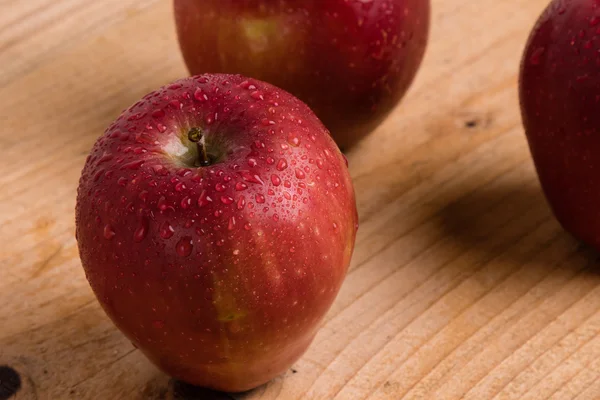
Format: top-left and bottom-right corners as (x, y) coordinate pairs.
(2, 0), (600, 399)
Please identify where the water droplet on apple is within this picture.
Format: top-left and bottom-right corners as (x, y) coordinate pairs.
(152, 165), (168, 176)
(176, 237), (193, 257)
(237, 196), (246, 210)
(160, 221), (175, 239)
(93, 169), (105, 182)
(228, 216), (236, 230)
(220, 196), (234, 205)
(128, 112), (145, 121)
(194, 88), (208, 102)
(138, 191), (149, 203)
(266, 157), (275, 165)
(276, 159), (288, 171)
(530, 46), (545, 65)
(295, 169), (306, 179)
(158, 196), (170, 211)
(198, 190), (213, 207)
(235, 182), (248, 191)
(287, 134), (301, 147)
(152, 109), (165, 119)
(135, 132), (154, 144)
(256, 194), (266, 204)
(109, 130), (121, 139)
(103, 224), (116, 240)
(215, 183), (227, 192)
(180, 196), (191, 209)
(98, 153), (113, 164)
(133, 217), (149, 242)
(251, 91), (264, 100)
(272, 214), (279, 222)
(270, 173), (282, 186)
(244, 223), (252, 230)
(240, 170), (264, 185)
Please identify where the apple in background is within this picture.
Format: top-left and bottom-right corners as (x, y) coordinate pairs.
(520, 1), (600, 250)
(75, 74), (358, 391)
(174, 0), (430, 149)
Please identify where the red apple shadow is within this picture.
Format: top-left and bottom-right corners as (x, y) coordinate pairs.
(143, 370), (287, 400)
(432, 179), (600, 275)
(170, 380), (245, 400)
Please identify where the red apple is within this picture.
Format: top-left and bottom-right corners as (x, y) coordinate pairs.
(174, 0), (430, 149)
(75, 74), (358, 391)
(520, 1), (600, 249)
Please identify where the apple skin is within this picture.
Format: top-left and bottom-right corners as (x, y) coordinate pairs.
(75, 74), (358, 392)
(520, 1), (600, 249)
(174, 0), (430, 149)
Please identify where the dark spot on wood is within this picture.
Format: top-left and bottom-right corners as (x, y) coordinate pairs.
(465, 119), (478, 128)
(383, 381), (392, 388)
(291, 369), (298, 374)
(0, 366), (21, 400)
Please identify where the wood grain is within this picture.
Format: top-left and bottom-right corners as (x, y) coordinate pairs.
(2, 0), (600, 399)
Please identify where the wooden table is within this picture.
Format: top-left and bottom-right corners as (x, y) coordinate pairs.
(3, 1), (600, 399)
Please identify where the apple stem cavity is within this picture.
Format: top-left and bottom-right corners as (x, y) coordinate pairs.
(188, 128), (212, 167)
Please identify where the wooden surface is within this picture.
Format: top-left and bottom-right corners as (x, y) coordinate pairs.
(2, 1), (600, 399)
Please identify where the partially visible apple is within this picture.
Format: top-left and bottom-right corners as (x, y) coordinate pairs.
(520, 1), (600, 249)
(174, 0), (430, 149)
(75, 74), (358, 392)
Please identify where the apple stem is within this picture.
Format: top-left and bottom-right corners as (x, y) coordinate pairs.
(188, 128), (211, 167)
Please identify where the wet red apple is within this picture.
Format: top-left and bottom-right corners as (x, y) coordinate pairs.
(75, 74), (358, 391)
(520, 1), (600, 249)
(174, 0), (430, 149)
